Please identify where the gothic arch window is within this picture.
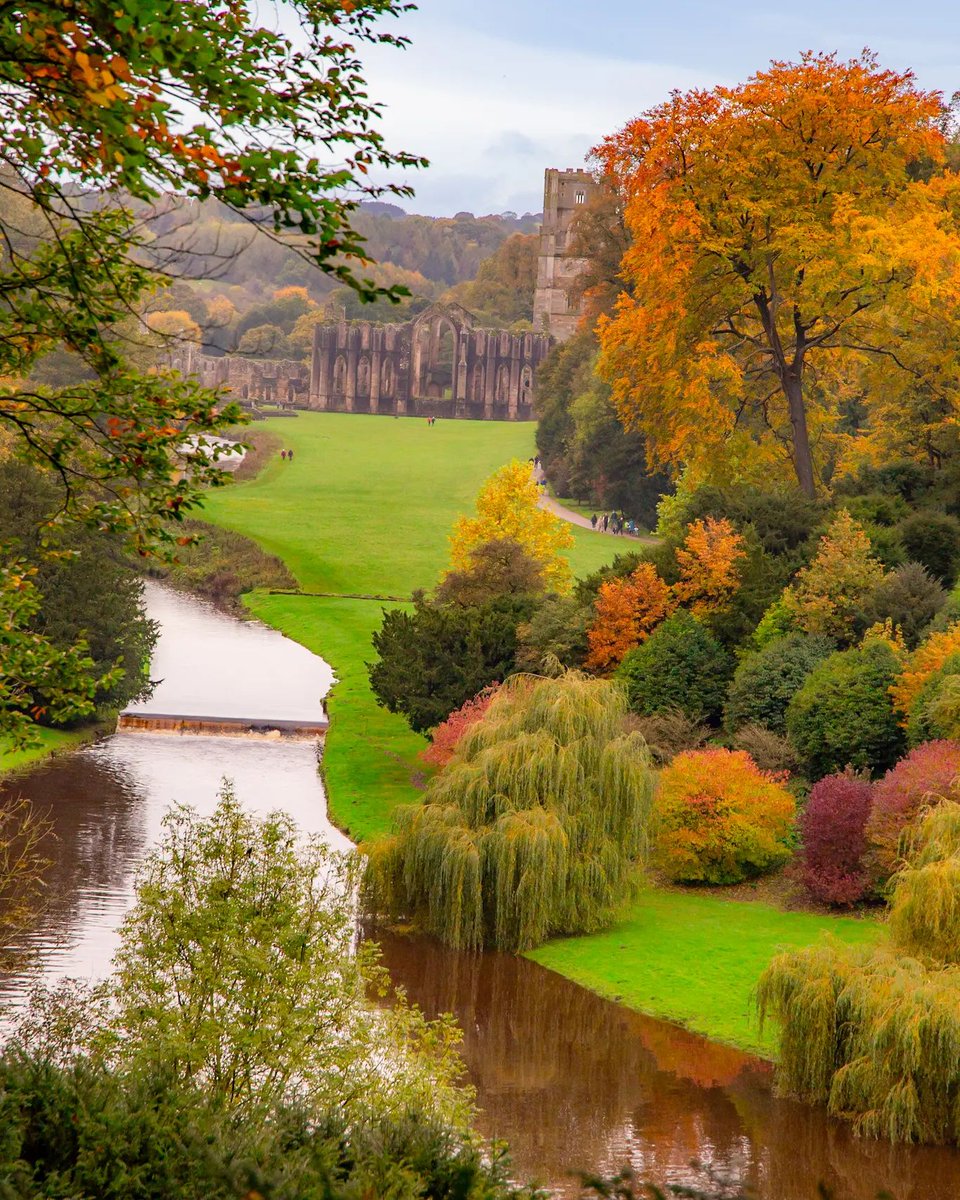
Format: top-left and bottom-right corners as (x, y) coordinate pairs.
(496, 364), (510, 404)
(333, 355), (347, 395)
(575, 190), (585, 204)
(381, 358), (395, 398)
(357, 356), (371, 396)
(471, 364), (485, 402)
(520, 366), (533, 401)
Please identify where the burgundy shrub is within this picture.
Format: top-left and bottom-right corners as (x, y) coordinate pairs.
(865, 739), (960, 883)
(797, 772), (875, 905)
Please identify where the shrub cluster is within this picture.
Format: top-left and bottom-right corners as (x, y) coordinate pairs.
(617, 611), (731, 723)
(795, 772), (874, 905)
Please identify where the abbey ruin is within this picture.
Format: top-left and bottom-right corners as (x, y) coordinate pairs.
(172, 167), (593, 418)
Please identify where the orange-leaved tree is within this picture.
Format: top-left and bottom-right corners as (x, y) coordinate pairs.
(586, 516), (744, 671)
(585, 562), (675, 672)
(891, 622), (960, 721)
(673, 517), (746, 616)
(449, 461), (574, 592)
(595, 52), (949, 497)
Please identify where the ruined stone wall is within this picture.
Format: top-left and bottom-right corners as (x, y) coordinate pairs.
(309, 303), (552, 420)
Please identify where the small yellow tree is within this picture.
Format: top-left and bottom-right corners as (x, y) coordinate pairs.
(449, 460), (574, 592)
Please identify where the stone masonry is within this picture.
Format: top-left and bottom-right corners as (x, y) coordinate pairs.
(533, 167), (597, 342)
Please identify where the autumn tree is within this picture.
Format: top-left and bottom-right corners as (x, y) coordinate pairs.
(449, 460), (574, 592)
(596, 52), (950, 497)
(585, 562), (675, 673)
(781, 510), (884, 642)
(585, 516), (743, 671)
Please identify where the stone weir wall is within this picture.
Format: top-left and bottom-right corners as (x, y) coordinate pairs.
(310, 302), (553, 421)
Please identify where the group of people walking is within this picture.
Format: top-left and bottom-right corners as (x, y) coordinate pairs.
(279, 448), (295, 461)
(591, 511), (638, 537)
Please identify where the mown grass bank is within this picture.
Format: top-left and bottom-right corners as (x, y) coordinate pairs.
(202, 410), (879, 1053)
(0, 726), (99, 779)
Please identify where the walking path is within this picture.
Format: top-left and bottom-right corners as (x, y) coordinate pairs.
(534, 466), (657, 542)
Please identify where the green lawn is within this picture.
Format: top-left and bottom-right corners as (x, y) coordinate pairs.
(205, 412), (620, 596)
(0, 727), (93, 778)
(529, 889), (880, 1055)
(202, 410), (879, 1056)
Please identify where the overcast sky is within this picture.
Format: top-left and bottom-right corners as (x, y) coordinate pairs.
(359, 0), (960, 217)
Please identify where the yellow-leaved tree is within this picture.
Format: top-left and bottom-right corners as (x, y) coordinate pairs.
(449, 460), (574, 592)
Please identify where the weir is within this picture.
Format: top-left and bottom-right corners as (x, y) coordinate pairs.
(116, 710), (328, 739)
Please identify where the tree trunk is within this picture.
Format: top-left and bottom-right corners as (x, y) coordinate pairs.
(784, 373), (816, 498)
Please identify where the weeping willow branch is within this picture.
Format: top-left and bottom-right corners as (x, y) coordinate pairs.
(363, 673), (654, 953)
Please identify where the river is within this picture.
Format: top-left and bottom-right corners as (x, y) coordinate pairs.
(1, 583), (958, 1198)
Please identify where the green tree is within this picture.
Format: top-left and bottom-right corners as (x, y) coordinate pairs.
(369, 593), (532, 734)
(19, 791), (468, 1125)
(785, 640), (906, 778)
(724, 633), (834, 736)
(616, 611), (731, 723)
(365, 673), (654, 952)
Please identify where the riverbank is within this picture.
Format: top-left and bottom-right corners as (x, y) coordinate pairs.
(200, 410), (878, 1054)
(0, 725), (105, 779)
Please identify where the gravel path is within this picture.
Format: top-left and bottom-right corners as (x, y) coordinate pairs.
(534, 467), (656, 541)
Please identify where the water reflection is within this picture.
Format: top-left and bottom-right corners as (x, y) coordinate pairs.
(375, 932), (960, 1199)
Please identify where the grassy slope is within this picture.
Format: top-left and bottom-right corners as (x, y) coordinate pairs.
(203, 410), (879, 1053)
(529, 890), (880, 1055)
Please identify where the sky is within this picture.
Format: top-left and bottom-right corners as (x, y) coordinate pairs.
(359, 0), (960, 216)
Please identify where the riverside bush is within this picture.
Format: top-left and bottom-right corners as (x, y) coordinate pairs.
(724, 632), (834, 735)
(364, 673), (654, 952)
(785, 641), (906, 779)
(864, 740), (960, 884)
(0, 1054), (533, 1200)
(653, 748), (795, 885)
(796, 772), (874, 905)
(617, 611), (731, 723)
(759, 802), (960, 1145)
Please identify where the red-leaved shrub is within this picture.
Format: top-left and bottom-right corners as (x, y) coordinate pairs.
(865, 739), (960, 883)
(796, 772), (874, 905)
(419, 685), (500, 769)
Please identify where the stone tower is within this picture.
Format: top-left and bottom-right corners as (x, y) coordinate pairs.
(533, 167), (596, 342)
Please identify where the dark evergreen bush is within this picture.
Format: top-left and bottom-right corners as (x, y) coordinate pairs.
(785, 641), (906, 779)
(617, 611), (731, 723)
(724, 632), (834, 735)
(861, 562), (947, 648)
(896, 511), (960, 586)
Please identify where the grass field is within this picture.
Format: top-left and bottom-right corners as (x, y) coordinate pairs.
(203, 413), (620, 840)
(202, 410), (879, 1055)
(529, 889), (880, 1054)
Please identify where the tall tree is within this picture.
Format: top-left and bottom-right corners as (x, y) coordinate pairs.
(596, 52), (950, 497)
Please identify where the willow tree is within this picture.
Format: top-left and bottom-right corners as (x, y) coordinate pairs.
(364, 673), (654, 952)
(758, 799), (960, 1144)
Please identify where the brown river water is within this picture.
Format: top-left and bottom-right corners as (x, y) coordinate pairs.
(1, 582), (959, 1198)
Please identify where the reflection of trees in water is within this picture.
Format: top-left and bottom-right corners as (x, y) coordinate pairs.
(376, 931), (960, 1198)
(729, 1079), (960, 1200)
(374, 933), (763, 1192)
(0, 746), (145, 955)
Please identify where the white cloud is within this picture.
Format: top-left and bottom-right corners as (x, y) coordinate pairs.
(361, 18), (717, 215)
